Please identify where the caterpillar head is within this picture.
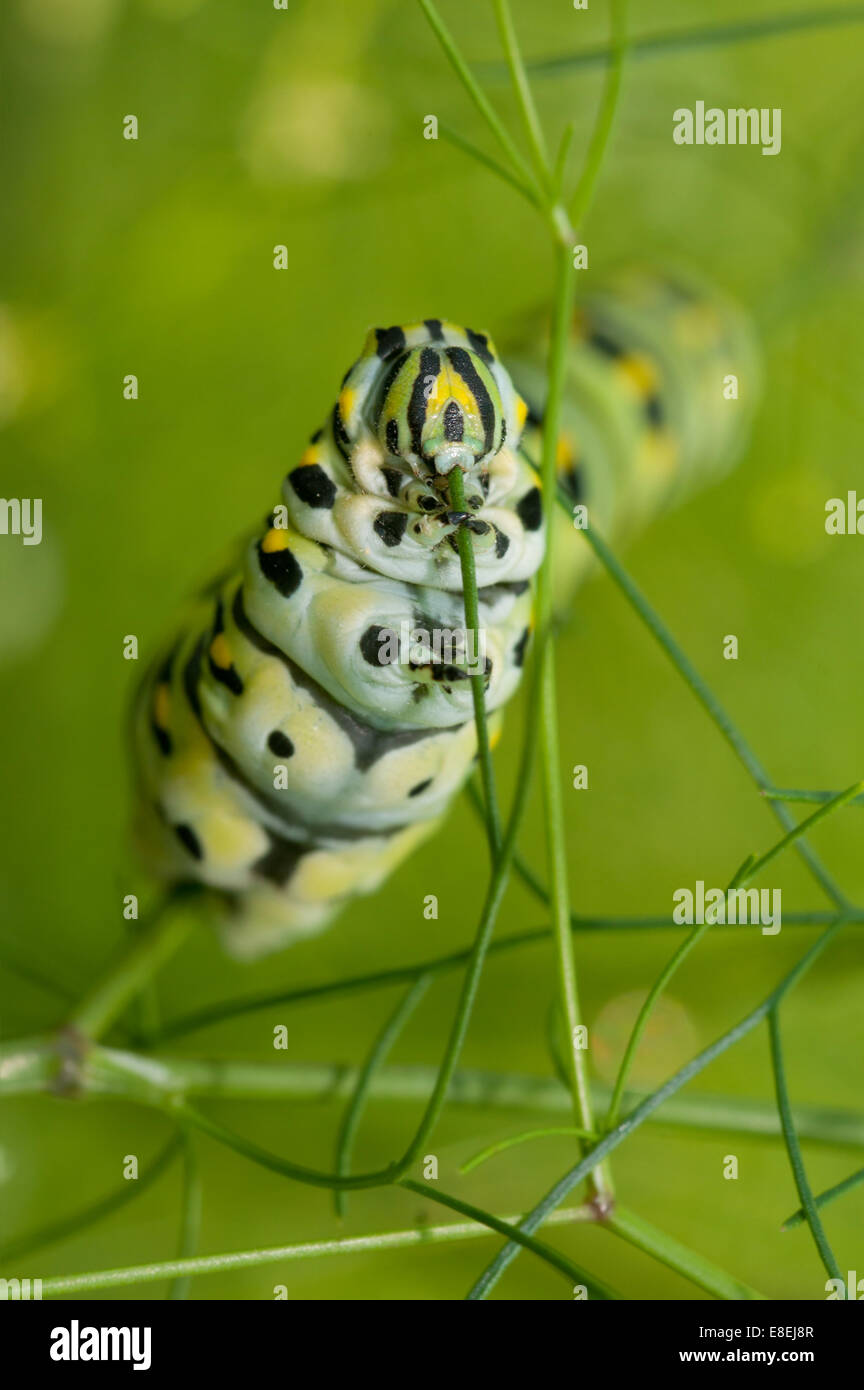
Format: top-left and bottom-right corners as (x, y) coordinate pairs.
(374, 344), (507, 497)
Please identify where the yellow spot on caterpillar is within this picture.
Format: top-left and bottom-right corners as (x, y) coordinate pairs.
(637, 431), (678, 480)
(262, 527), (290, 553)
(153, 683), (171, 729)
(209, 633), (233, 670)
(338, 387), (357, 424)
(300, 444), (320, 466)
(360, 327), (380, 357)
(617, 353), (660, 398)
(556, 432), (576, 469)
(439, 363), (477, 416)
(514, 395), (528, 431)
(421, 360), (483, 427)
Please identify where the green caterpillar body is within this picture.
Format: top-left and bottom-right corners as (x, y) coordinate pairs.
(514, 267), (758, 588)
(132, 270), (757, 958)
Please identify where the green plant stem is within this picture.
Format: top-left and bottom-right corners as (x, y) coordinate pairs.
(32, 1203), (594, 1299)
(461, 1126), (597, 1175)
(468, 911), (852, 1298)
(517, 0), (629, 1208)
(784, 1165), (864, 1230)
(0, 1132), (183, 1266)
(764, 787), (864, 807)
(68, 888), (196, 1041)
(5, 1043), (864, 1151)
(745, 782), (864, 883)
(4, 1054), (863, 1273)
(334, 976), (431, 1217)
(126, 913), (163, 1048)
(4, 1039), (863, 1282)
(156, 899), (864, 1044)
(606, 1205), (765, 1301)
(449, 465), (502, 856)
(501, 6), (864, 80)
(418, 0), (571, 247)
(570, 0), (629, 228)
(390, 682), (539, 1172)
(176, 1101), (398, 1192)
(552, 120), (576, 197)
(437, 120), (541, 209)
(468, 779), (864, 934)
(603, 917), (713, 1137)
(398, 1178), (617, 1296)
(417, 0), (537, 193)
(353, 541), (551, 1180)
(545, 997), (574, 1091)
(604, 784), (863, 1134)
(768, 1009), (844, 1287)
(169, 1130), (202, 1300)
(0, 944), (76, 1004)
(493, 0), (552, 195)
(575, 515), (851, 910)
(534, 239), (607, 1204)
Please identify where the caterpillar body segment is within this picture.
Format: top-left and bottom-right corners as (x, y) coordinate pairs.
(132, 271), (758, 958)
(133, 320), (532, 957)
(242, 522), (533, 730)
(510, 267), (759, 594)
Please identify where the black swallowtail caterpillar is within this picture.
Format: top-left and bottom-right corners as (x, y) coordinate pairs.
(132, 268), (757, 958)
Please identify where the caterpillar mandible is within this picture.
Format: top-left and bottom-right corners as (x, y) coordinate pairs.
(132, 269), (757, 959)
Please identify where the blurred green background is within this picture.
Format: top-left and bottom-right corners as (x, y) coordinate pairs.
(1, 0), (863, 1300)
